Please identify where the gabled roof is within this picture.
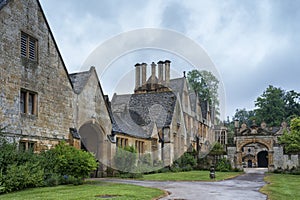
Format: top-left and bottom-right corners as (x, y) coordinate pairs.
(111, 91), (177, 138)
(0, 0), (74, 89)
(69, 70), (91, 94)
(169, 77), (185, 96)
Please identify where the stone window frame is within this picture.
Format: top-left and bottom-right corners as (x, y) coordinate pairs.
(135, 140), (144, 155)
(19, 140), (36, 151)
(20, 89), (38, 116)
(20, 31), (38, 62)
(116, 137), (128, 148)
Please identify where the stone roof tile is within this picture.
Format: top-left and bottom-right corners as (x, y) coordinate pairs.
(69, 70), (91, 94)
(111, 92), (177, 138)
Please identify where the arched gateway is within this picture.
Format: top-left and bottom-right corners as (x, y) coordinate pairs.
(227, 121), (288, 171)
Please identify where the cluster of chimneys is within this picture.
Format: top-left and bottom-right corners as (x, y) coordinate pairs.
(135, 60), (171, 89)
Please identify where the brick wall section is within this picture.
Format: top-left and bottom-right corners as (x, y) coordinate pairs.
(0, 0), (74, 147)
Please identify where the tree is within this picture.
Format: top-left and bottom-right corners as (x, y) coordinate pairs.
(187, 70), (220, 118)
(284, 90), (300, 121)
(187, 70), (219, 105)
(279, 117), (300, 154)
(232, 108), (255, 126)
(254, 85), (286, 126)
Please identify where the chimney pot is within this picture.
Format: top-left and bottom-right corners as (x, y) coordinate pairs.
(141, 63), (147, 85)
(165, 60), (171, 87)
(158, 61), (163, 84)
(135, 63), (141, 89)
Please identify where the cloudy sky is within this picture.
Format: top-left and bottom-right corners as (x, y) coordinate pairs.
(40, 0), (300, 120)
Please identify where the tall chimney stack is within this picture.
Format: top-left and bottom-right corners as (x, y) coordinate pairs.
(157, 61), (164, 84)
(141, 63), (147, 85)
(151, 62), (156, 84)
(165, 60), (171, 87)
(135, 63), (140, 89)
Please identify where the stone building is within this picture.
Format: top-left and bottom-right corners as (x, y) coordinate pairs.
(227, 121), (299, 171)
(111, 61), (216, 166)
(0, 0), (116, 176)
(0, 0), (218, 175)
(0, 0), (77, 150)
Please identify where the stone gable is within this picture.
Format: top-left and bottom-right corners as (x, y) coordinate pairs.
(0, 0), (74, 149)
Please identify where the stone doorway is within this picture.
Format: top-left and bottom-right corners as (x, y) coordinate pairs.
(248, 160), (253, 168)
(257, 151), (268, 167)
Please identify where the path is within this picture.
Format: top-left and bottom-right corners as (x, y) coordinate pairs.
(100, 168), (268, 200)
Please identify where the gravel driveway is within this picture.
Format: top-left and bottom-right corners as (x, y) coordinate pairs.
(100, 168), (268, 200)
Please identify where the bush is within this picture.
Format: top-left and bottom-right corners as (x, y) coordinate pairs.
(216, 158), (232, 172)
(0, 129), (96, 193)
(172, 152), (197, 172)
(44, 173), (61, 187)
(114, 146), (137, 173)
(157, 167), (170, 173)
(119, 173), (143, 179)
(1, 162), (44, 193)
(41, 142), (98, 179)
(60, 175), (84, 185)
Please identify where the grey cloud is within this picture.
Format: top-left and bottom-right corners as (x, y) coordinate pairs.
(161, 1), (189, 33)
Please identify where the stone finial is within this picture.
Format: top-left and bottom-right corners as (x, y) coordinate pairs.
(261, 122), (267, 129)
(281, 121), (287, 128)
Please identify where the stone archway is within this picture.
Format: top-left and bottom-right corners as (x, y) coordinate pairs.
(79, 122), (105, 161)
(79, 122), (106, 177)
(257, 151), (268, 167)
(235, 136), (274, 170)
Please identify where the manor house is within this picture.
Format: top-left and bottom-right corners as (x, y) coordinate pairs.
(0, 0), (217, 176)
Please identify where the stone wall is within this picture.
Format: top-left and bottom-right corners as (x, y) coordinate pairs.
(273, 147), (299, 170)
(0, 0), (74, 148)
(227, 146), (237, 168)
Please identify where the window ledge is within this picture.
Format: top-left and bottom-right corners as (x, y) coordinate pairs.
(21, 56), (38, 68)
(20, 113), (37, 120)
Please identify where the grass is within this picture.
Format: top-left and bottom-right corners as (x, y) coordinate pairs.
(260, 174), (300, 200)
(139, 170), (243, 181)
(0, 181), (165, 200)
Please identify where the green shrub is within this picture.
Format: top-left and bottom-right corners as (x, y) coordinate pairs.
(114, 146), (137, 173)
(136, 153), (157, 173)
(41, 142), (97, 179)
(157, 167), (170, 173)
(44, 173), (61, 187)
(170, 164), (182, 172)
(119, 173), (143, 179)
(1, 162), (44, 193)
(61, 175), (84, 185)
(216, 158), (232, 172)
(172, 152), (197, 172)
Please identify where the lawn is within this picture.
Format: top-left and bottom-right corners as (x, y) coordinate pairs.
(260, 174), (300, 200)
(139, 170), (243, 181)
(0, 181), (165, 200)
